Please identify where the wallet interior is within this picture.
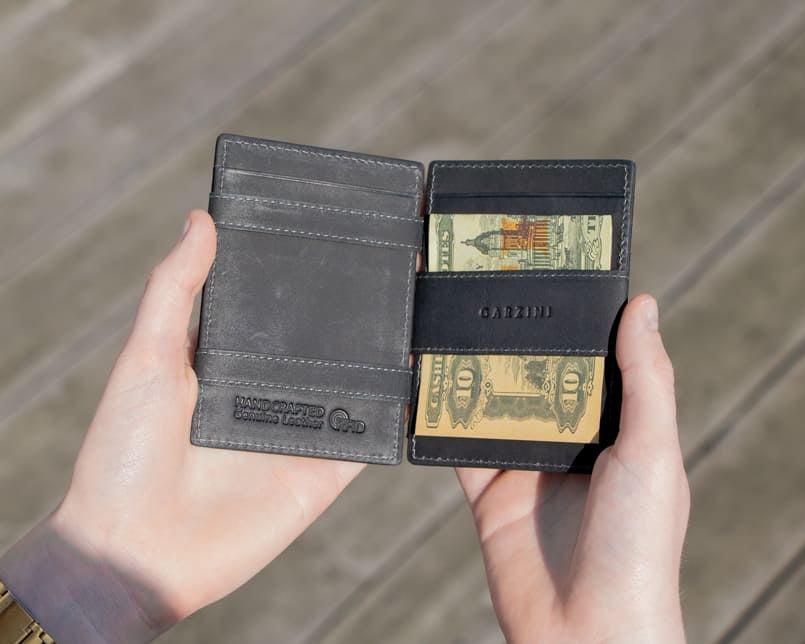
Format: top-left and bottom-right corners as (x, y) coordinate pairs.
(407, 160), (634, 472)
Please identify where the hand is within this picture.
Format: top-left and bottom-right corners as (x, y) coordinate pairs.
(458, 295), (690, 643)
(0, 211), (364, 642)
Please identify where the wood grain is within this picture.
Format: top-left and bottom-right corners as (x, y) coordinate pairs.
(1, 0), (803, 641)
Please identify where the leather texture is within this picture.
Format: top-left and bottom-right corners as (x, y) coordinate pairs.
(191, 134), (423, 464)
(408, 160), (635, 473)
(412, 271), (628, 354)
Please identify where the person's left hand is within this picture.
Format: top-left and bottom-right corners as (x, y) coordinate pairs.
(0, 210), (364, 642)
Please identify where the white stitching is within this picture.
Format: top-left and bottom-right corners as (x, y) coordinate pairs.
(223, 137), (423, 193)
(411, 347), (608, 354)
(198, 377), (409, 401)
(410, 437), (563, 468)
(220, 139), (228, 192)
(401, 250), (416, 365)
(215, 220), (418, 249)
(202, 260), (217, 348)
(210, 193), (422, 224)
(197, 350), (411, 374)
(193, 381), (205, 441)
(618, 163), (631, 270)
(428, 162), (629, 170)
(390, 400), (401, 462)
(417, 273), (628, 280)
(194, 436), (396, 462)
(214, 166), (418, 199)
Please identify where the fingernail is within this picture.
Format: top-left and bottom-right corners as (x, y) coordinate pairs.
(644, 297), (659, 331)
(181, 215), (191, 239)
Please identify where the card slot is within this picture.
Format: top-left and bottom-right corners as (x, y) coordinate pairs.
(217, 133), (423, 196)
(215, 166), (419, 213)
(430, 194), (623, 215)
(214, 165), (417, 199)
(195, 349), (412, 401)
(428, 161), (631, 198)
(209, 194), (422, 250)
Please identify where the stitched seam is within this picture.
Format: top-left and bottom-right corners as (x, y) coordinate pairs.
(219, 140), (228, 191)
(215, 221), (418, 249)
(390, 400), (401, 462)
(198, 377), (408, 401)
(193, 436), (395, 462)
(202, 260), (217, 348)
(213, 166), (417, 199)
(400, 250), (416, 363)
(197, 350), (410, 374)
(417, 273), (628, 280)
(223, 138), (422, 193)
(618, 164), (630, 270)
(427, 162), (629, 170)
(410, 437), (565, 468)
(411, 347), (608, 354)
(194, 381), (204, 441)
(210, 194), (422, 224)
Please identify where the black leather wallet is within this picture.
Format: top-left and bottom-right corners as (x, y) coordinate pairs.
(408, 161), (634, 473)
(191, 135), (634, 472)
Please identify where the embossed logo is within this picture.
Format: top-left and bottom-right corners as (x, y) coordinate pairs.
(233, 395), (324, 429)
(328, 408), (366, 434)
(479, 305), (552, 319)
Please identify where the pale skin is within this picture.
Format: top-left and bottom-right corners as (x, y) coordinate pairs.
(0, 210), (689, 643)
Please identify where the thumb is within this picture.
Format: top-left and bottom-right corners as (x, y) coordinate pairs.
(125, 210), (216, 364)
(613, 294), (680, 464)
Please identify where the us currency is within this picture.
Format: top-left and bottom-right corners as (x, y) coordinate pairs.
(415, 214), (611, 444)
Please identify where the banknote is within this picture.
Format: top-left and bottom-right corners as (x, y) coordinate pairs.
(414, 354), (603, 443)
(415, 213), (611, 444)
(428, 213), (612, 272)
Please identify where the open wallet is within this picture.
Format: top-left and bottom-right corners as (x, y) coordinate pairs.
(191, 134), (635, 472)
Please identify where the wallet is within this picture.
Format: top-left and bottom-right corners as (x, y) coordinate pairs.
(191, 134), (634, 472)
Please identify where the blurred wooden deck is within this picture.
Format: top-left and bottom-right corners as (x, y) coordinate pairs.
(2, 1), (805, 641)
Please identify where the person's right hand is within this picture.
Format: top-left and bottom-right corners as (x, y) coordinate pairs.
(458, 294), (690, 643)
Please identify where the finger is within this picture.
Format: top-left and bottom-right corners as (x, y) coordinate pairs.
(613, 294), (679, 461)
(127, 210), (216, 362)
(455, 467), (503, 505)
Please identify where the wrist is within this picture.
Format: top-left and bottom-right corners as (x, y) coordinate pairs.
(0, 509), (175, 643)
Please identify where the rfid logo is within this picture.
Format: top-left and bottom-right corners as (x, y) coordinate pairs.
(328, 408), (366, 434)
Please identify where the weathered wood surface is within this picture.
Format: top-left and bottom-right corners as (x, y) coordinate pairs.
(1, 0), (804, 642)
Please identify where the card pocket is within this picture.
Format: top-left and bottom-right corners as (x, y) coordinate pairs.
(214, 166), (419, 213)
(208, 193), (421, 250)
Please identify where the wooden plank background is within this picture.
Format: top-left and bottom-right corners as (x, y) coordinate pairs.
(1, 1), (803, 641)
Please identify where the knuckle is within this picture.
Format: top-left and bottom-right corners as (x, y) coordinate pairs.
(145, 260), (170, 292)
(653, 351), (675, 385)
